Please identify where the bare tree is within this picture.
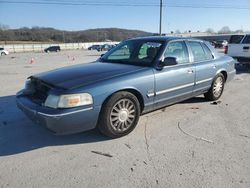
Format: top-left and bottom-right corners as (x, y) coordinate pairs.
(218, 26), (231, 34)
(206, 28), (214, 34)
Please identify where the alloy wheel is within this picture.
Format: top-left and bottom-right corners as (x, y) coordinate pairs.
(110, 99), (136, 132)
(213, 76), (223, 98)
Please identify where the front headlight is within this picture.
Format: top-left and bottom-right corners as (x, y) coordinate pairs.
(44, 93), (93, 109)
(58, 93), (93, 108)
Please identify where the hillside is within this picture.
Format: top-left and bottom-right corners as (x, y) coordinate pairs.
(0, 27), (151, 43)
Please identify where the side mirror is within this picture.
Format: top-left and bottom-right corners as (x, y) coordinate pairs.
(162, 57), (177, 66)
(100, 54), (105, 57)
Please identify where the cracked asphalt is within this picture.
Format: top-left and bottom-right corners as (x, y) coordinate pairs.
(0, 50), (250, 188)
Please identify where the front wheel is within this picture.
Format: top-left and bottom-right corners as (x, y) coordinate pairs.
(1, 52), (6, 56)
(204, 73), (225, 101)
(98, 91), (140, 138)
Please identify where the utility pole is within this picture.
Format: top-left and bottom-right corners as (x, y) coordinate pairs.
(62, 31), (65, 43)
(159, 0), (163, 35)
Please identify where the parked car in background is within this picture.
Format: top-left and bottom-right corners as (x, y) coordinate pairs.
(16, 36), (236, 138)
(44, 46), (61, 53)
(88, 45), (101, 50)
(226, 34), (250, 62)
(0, 48), (9, 56)
(97, 44), (115, 52)
(213, 40), (228, 48)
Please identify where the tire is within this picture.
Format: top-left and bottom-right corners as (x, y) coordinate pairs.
(204, 73), (225, 101)
(1, 52), (6, 56)
(98, 91), (141, 138)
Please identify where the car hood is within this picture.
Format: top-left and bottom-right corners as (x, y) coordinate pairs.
(31, 62), (147, 90)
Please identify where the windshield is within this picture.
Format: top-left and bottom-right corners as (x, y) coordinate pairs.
(100, 40), (163, 66)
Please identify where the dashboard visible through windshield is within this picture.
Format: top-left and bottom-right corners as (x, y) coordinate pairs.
(100, 40), (164, 66)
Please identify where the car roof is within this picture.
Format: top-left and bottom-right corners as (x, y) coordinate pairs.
(127, 36), (204, 43)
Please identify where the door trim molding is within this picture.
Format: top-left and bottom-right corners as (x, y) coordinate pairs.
(156, 83), (194, 96)
(195, 78), (213, 85)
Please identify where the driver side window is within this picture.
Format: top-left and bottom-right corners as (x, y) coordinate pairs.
(164, 41), (189, 64)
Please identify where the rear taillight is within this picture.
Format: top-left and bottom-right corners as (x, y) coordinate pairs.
(224, 45), (228, 54)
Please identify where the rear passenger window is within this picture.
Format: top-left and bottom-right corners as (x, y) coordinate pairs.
(164, 41), (189, 64)
(242, 35), (250, 44)
(201, 43), (214, 60)
(188, 41), (207, 62)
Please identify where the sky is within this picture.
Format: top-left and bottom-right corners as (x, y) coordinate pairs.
(0, 0), (250, 33)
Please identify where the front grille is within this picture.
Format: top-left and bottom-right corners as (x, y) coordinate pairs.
(28, 78), (51, 105)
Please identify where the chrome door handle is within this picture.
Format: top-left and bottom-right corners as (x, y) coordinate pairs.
(187, 69), (194, 74)
(212, 64), (217, 69)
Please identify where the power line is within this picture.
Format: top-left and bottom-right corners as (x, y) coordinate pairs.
(1, 0), (250, 9)
(0, 0), (161, 6)
(167, 4), (250, 10)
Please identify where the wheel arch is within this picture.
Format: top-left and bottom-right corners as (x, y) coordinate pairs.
(216, 69), (228, 82)
(101, 88), (145, 114)
(220, 71), (228, 82)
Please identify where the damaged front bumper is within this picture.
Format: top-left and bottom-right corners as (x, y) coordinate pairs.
(16, 90), (101, 135)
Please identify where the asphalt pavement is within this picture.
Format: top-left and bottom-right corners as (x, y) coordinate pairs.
(0, 50), (249, 188)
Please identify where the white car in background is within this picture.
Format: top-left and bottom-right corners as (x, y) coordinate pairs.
(0, 47), (9, 56)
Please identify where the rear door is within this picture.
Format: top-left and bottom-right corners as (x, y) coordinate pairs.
(187, 41), (217, 94)
(153, 40), (195, 109)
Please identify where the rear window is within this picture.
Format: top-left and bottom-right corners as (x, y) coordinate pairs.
(201, 43), (214, 60)
(229, 35), (244, 44)
(188, 41), (207, 62)
(242, 35), (250, 44)
(0, 48), (3, 50)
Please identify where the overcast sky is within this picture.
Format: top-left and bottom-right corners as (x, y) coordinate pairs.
(0, 0), (250, 32)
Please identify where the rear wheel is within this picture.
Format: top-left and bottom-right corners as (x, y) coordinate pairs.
(98, 91), (140, 138)
(1, 52), (6, 56)
(204, 73), (225, 101)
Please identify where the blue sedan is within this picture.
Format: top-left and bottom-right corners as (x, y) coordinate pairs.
(16, 36), (236, 138)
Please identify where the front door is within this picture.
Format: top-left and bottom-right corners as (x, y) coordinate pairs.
(153, 40), (195, 109)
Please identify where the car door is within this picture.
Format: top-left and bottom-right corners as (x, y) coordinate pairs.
(187, 41), (217, 94)
(153, 40), (195, 109)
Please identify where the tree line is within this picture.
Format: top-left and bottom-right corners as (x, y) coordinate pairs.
(0, 27), (150, 43)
